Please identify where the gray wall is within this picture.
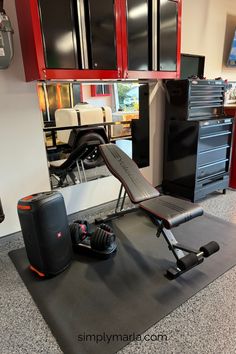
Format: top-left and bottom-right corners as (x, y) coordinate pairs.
(0, 0), (50, 237)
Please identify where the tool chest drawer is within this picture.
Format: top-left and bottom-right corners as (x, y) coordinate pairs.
(198, 146), (230, 166)
(198, 132), (231, 152)
(199, 122), (232, 137)
(197, 159), (228, 180)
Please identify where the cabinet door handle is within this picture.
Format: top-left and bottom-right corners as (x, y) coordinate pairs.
(77, 0), (89, 69)
(152, 0), (158, 71)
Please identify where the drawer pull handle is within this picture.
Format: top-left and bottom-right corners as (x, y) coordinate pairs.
(198, 159), (228, 169)
(201, 176), (225, 186)
(200, 132), (231, 139)
(201, 123), (232, 129)
(199, 145), (229, 154)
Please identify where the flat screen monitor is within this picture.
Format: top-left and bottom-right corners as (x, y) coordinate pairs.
(227, 30), (236, 66)
(180, 54), (205, 79)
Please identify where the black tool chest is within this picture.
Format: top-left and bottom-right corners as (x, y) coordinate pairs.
(163, 79), (234, 202)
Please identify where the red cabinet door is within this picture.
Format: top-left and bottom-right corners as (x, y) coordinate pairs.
(119, 0), (182, 79)
(16, 0), (123, 81)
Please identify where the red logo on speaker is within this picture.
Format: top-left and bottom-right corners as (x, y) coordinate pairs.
(57, 232), (62, 239)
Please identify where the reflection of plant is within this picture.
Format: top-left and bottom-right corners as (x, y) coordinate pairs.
(225, 84), (236, 102)
(124, 102), (139, 112)
(133, 101), (139, 111)
(117, 83), (139, 110)
(117, 83), (133, 103)
(230, 88), (236, 99)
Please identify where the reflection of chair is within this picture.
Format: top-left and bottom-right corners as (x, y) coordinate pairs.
(68, 127), (109, 169)
(99, 143), (220, 278)
(49, 140), (100, 187)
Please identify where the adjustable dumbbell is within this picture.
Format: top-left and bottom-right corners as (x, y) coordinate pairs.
(69, 221), (117, 257)
(69, 220), (89, 246)
(90, 223), (117, 254)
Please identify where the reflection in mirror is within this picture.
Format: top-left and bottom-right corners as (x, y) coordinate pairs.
(37, 82), (149, 189)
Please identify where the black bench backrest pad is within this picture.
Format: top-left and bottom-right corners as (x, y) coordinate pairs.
(99, 144), (159, 204)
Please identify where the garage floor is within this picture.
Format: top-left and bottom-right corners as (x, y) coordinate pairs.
(1, 189), (236, 354)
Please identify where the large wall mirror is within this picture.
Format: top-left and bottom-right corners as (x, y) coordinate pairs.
(37, 82), (150, 189)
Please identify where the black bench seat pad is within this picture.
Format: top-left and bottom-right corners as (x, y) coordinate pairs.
(99, 143), (203, 229)
(139, 196), (203, 229)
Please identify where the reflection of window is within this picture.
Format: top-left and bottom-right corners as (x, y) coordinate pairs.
(91, 84), (112, 96)
(116, 83), (139, 112)
(37, 83), (81, 127)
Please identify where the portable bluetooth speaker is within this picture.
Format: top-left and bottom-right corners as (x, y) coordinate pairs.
(17, 191), (72, 277)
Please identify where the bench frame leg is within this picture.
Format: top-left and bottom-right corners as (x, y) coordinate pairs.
(95, 184), (137, 224)
(115, 185), (127, 213)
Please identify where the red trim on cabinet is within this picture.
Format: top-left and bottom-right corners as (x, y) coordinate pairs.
(43, 69), (120, 80)
(15, 0), (43, 81)
(30, 0), (47, 79)
(115, 0), (123, 78)
(176, 0), (182, 79)
(119, 0), (128, 79)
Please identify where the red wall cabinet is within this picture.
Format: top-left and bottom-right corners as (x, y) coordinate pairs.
(121, 0), (182, 79)
(15, 0), (182, 81)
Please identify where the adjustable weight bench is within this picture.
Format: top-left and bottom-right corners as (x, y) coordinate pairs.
(99, 143), (220, 279)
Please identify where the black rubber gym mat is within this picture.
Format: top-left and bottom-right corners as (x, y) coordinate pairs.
(9, 212), (236, 354)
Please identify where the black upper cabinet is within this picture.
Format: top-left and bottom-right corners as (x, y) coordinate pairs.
(85, 0), (117, 70)
(126, 0), (178, 73)
(126, 0), (151, 71)
(159, 0), (178, 71)
(38, 0), (117, 71)
(38, 0), (80, 69)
